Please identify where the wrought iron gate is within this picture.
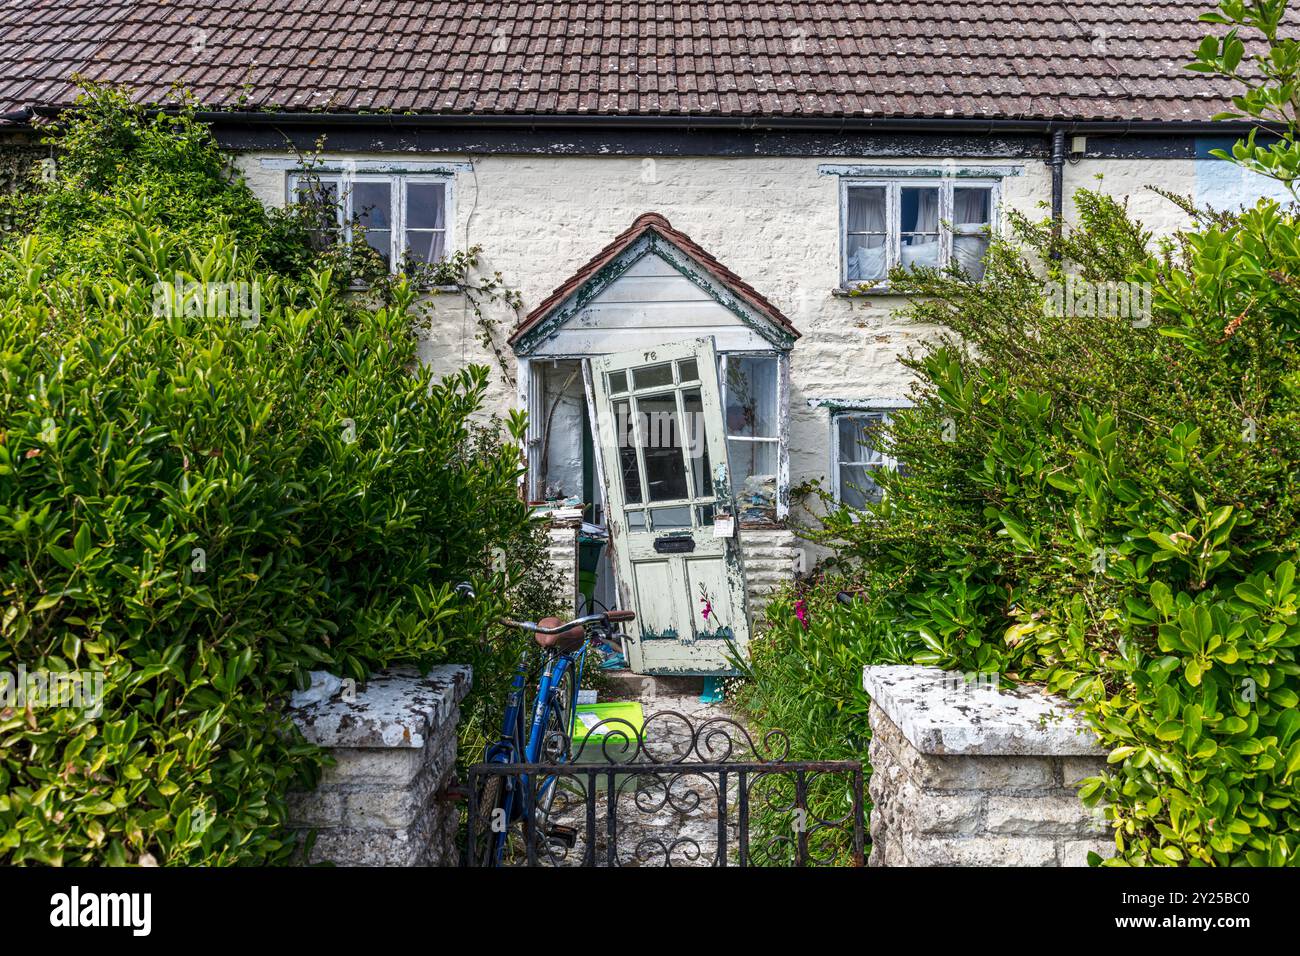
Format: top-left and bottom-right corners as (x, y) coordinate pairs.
(465, 710), (866, 867)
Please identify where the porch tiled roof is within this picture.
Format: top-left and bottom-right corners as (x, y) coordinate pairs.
(508, 212), (798, 347)
(0, 1), (1288, 124)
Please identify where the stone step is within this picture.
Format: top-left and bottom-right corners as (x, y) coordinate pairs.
(597, 669), (705, 701)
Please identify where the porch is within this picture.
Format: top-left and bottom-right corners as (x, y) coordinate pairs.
(512, 213), (805, 675)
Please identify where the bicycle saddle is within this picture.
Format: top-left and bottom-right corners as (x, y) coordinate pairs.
(533, 617), (586, 653)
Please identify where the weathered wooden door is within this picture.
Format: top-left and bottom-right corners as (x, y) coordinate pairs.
(589, 338), (749, 674)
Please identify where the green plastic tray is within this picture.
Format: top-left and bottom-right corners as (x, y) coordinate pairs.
(570, 700), (644, 747)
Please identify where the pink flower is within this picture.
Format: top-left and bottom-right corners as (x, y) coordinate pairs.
(794, 598), (809, 630)
(700, 596), (713, 621)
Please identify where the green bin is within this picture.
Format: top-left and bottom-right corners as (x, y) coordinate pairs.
(570, 700), (643, 761)
(577, 536), (605, 607)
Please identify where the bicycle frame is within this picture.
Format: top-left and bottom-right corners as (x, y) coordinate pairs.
(479, 635), (590, 864)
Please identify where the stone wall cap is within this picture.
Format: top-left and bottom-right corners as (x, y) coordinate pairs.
(862, 665), (1105, 757)
(291, 664), (472, 749)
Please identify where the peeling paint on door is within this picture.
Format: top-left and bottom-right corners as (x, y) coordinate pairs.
(589, 337), (751, 675)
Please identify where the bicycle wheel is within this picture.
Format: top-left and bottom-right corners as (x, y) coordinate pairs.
(469, 771), (506, 867)
(534, 663), (579, 826)
(540, 663), (577, 763)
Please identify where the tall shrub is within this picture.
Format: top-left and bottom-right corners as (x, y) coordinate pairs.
(826, 185), (1300, 865)
(761, 0), (1300, 866)
(0, 89), (536, 864)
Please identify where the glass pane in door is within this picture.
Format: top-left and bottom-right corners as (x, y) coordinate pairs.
(633, 363), (673, 390)
(614, 400), (643, 504)
(636, 393), (689, 501)
(650, 506), (692, 529)
(681, 387), (712, 501)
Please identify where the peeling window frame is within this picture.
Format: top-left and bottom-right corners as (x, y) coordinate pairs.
(719, 351), (788, 525)
(285, 171), (453, 273)
(830, 407), (902, 509)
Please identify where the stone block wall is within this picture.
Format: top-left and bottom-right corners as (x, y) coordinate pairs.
(287, 665), (471, 866)
(546, 524), (580, 615)
(739, 526), (802, 623)
(863, 665), (1111, 867)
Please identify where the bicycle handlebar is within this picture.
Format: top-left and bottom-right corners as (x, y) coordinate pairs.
(500, 610), (635, 634)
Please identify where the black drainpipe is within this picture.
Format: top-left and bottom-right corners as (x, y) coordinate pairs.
(1049, 127), (1067, 257)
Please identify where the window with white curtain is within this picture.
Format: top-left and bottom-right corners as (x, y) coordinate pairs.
(842, 179), (996, 286)
(287, 172), (450, 272)
(832, 409), (900, 508)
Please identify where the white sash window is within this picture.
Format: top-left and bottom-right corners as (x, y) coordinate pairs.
(287, 172), (450, 271)
(842, 178), (997, 288)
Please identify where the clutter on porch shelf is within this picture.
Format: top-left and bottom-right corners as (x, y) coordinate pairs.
(739, 472), (777, 523)
(531, 494), (585, 526)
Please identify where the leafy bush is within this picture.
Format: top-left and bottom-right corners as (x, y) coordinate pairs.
(836, 186), (1300, 866)
(3, 88), (312, 280)
(745, 0), (1300, 867)
(732, 578), (909, 865)
(0, 88), (539, 864)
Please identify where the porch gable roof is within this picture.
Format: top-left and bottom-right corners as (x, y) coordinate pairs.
(508, 212), (799, 355)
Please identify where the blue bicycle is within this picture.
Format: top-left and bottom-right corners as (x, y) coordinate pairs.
(465, 592), (635, 867)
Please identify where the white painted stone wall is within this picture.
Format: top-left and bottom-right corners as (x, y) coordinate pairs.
(545, 524), (580, 616)
(234, 150), (1228, 606)
(739, 527), (802, 621)
(863, 665), (1111, 867)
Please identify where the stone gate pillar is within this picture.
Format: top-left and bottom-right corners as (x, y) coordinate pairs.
(863, 665), (1111, 867)
(286, 665), (471, 866)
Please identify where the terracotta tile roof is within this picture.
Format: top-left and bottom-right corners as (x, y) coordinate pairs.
(0, 1), (1288, 123)
(508, 212), (798, 347)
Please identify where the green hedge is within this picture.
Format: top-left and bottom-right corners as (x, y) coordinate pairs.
(739, 2), (1300, 867)
(780, 187), (1300, 867)
(0, 89), (535, 864)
